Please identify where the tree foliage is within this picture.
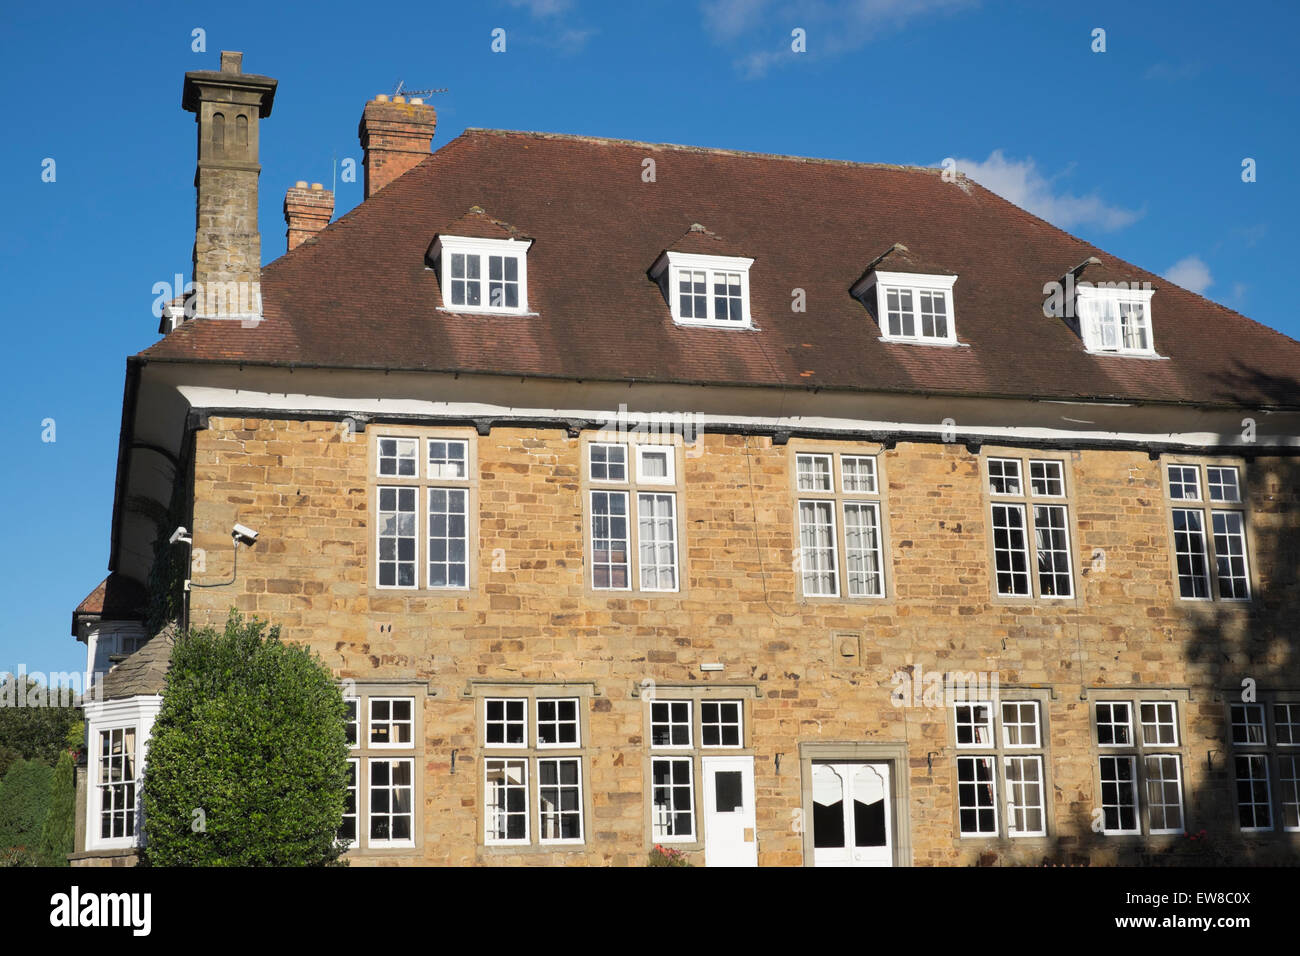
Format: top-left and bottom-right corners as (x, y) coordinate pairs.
(0, 758), (55, 866)
(38, 751), (75, 867)
(0, 677), (81, 768)
(142, 611), (350, 866)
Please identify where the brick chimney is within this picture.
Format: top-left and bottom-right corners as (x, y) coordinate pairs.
(283, 181), (334, 251)
(182, 51), (276, 320)
(358, 95), (437, 199)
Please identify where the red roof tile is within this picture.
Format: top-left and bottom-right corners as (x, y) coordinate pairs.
(140, 129), (1300, 408)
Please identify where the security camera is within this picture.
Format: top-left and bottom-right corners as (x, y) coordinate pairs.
(169, 526), (191, 545)
(231, 524), (259, 546)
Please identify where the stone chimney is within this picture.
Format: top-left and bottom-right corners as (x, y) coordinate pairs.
(283, 181), (334, 251)
(182, 51), (276, 320)
(358, 95), (437, 199)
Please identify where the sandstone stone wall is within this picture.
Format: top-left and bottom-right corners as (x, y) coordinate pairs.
(186, 416), (1300, 866)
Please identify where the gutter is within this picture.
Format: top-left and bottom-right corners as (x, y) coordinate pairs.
(133, 355), (1300, 415)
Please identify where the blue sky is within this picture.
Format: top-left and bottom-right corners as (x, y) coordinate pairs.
(1, 0), (1296, 677)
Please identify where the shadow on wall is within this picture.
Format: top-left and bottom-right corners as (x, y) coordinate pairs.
(1035, 362), (1300, 867)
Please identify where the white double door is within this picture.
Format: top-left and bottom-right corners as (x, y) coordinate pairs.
(811, 761), (893, 866)
(701, 756), (757, 867)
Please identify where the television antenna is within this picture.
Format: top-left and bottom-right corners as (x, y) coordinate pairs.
(393, 80), (448, 98)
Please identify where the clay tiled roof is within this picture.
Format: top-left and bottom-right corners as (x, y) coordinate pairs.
(140, 129), (1300, 407)
(73, 574), (148, 625)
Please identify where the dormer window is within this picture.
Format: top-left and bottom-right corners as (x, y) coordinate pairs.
(650, 251), (754, 328)
(1076, 286), (1156, 355)
(431, 235), (532, 315)
(852, 270), (959, 345)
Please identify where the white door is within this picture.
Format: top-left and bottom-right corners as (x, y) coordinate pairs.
(702, 756), (757, 867)
(811, 761), (892, 866)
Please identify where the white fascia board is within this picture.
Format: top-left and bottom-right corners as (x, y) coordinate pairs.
(853, 270), (958, 299)
(430, 234), (534, 258)
(1076, 283), (1155, 303)
(83, 695), (163, 724)
(169, 372), (1300, 450)
(649, 249), (755, 281)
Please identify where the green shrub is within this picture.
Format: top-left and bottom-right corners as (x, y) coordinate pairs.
(142, 611), (350, 866)
(0, 758), (55, 867)
(38, 751), (75, 866)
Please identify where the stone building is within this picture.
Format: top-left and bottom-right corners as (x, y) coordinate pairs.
(71, 52), (1300, 866)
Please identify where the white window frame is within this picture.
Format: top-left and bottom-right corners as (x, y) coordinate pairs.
(427, 438), (469, 480)
(536, 697), (580, 749)
(590, 489), (632, 591)
(588, 442), (681, 594)
(432, 234), (533, 316)
(339, 757), (359, 848)
(853, 270), (959, 345)
(956, 755), (999, 836)
(1139, 701), (1179, 746)
(1166, 461), (1252, 603)
(1098, 754), (1141, 835)
(797, 499), (840, 597)
(377, 436), (419, 478)
(1094, 698), (1186, 836)
(1003, 755), (1047, 837)
(588, 442), (629, 483)
(484, 697), (528, 749)
(344, 697), (359, 749)
(1075, 285), (1157, 355)
(650, 250), (755, 329)
(1143, 754), (1185, 835)
(637, 491), (680, 592)
(484, 758), (531, 846)
(795, 453), (834, 492)
(536, 757), (585, 845)
(375, 484), (418, 590)
(954, 702), (996, 748)
(368, 697), (415, 749)
(649, 699), (693, 749)
(1095, 701), (1134, 747)
(367, 756), (416, 848)
(83, 696), (162, 853)
(635, 444), (676, 485)
(1001, 700), (1041, 749)
(700, 700), (744, 749)
(426, 485), (470, 591)
(650, 756), (696, 842)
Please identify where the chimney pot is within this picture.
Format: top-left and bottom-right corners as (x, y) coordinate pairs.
(410, 97), (424, 105)
(375, 94), (390, 102)
(357, 97), (438, 198)
(284, 182), (335, 252)
(219, 51), (243, 73)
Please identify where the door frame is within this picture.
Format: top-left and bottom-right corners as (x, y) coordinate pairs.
(798, 741), (912, 867)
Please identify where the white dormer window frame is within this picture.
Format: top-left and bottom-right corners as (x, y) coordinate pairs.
(432, 235), (533, 316)
(1075, 285), (1157, 356)
(650, 251), (755, 329)
(852, 270), (959, 345)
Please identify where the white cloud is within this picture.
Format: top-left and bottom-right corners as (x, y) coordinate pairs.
(703, 0), (978, 78)
(507, 0), (573, 15)
(947, 150), (1142, 232)
(1163, 255), (1213, 294)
